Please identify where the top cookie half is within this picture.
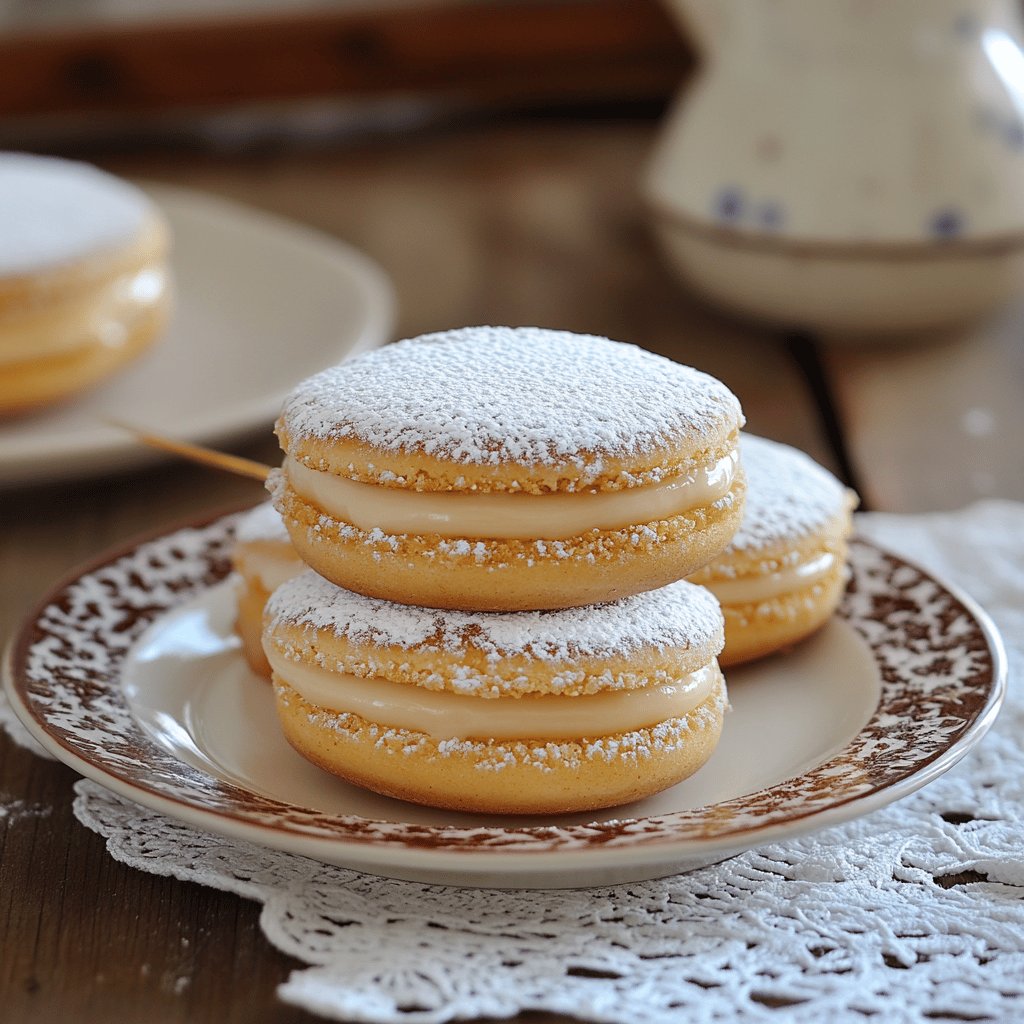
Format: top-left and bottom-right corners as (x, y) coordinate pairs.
(276, 326), (744, 494)
(0, 152), (168, 304)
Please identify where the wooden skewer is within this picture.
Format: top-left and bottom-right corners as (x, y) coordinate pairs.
(104, 418), (273, 482)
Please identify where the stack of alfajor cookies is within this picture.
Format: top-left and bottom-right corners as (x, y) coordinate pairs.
(687, 434), (858, 667)
(248, 326), (852, 814)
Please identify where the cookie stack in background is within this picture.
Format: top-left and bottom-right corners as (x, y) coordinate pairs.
(236, 325), (853, 815)
(232, 502), (305, 678)
(688, 435), (858, 667)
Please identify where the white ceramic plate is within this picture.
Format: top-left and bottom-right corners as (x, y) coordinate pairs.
(0, 185), (395, 487)
(3, 512), (1005, 888)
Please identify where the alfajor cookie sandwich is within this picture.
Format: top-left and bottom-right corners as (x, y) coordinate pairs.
(269, 326), (745, 611)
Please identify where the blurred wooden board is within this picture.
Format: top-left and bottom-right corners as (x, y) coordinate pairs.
(0, 0), (688, 119)
(822, 303), (1024, 512)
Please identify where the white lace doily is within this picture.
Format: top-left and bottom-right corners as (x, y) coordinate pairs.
(4, 501), (1023, 1023)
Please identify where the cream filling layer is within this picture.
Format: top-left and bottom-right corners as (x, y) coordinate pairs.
(700, 551), (837, 605)
(285, 451), (738, 540)
(266, 646), (721, 741)
(234, 544), (305, 592)
(0, 263), (168, 368)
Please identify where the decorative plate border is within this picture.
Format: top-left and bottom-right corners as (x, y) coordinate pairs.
(4, 510), (1006, 856)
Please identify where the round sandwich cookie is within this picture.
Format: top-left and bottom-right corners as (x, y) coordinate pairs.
(270, 326), (745, 611)
(262, 570), (728, 815)
(232, 502), (305, 678)
(0, 153), (171, 416)
(687, 435), (858, 667)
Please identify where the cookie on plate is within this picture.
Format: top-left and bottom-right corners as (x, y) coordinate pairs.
(270, 326), (745, 611)
(687, 435), (857, 666)
(0, 153), (171, 416)
(232, 502), (305, 678)
(262, 569), (728, 814)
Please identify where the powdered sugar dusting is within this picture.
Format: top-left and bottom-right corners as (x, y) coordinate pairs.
(278, 327), (742, 466)
(0, 153), (151, 276)
(267, 569), (723, 663)
(234, 501), (290, 545)
(724, 435), (854, 553)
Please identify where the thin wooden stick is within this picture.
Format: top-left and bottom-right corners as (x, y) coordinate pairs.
(104, 418), (273, 481)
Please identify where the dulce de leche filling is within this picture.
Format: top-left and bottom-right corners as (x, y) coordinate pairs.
(233, 543), (305, 592)
(265, 645), (721, 741)
(698, 551), (838, 606)
(284, 450), (738, 540)
(0, 263), (169, 368)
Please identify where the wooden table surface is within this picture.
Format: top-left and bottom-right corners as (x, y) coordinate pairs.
(1, 115), (1020, 1024)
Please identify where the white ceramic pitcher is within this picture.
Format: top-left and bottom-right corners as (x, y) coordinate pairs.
(646, 0), (1024, 336)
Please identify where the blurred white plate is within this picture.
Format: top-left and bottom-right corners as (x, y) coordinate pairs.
(0, 184), (395, 487)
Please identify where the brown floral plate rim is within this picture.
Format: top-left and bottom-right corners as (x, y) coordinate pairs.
(2, 507), (1007, 864)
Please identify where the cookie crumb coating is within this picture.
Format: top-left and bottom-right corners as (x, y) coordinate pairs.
(263, 569), (725, 697)
(273, 677), (728, 815)
(270, 466), (745, 611)
(264, 571), (728, 813)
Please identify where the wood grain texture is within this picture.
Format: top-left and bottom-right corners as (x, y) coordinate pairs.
(0, 117), (832, 1023)
(0, 738), (312, 1024)
(822, 301), (1024, 512)
(0, 0), (688, 119)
